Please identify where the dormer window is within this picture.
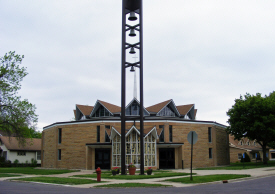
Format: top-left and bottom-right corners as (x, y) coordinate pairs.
(126, 101), (139, 115)
(92, 105), (111, 117)
(125, 99), (150, 116)
(158, 104), (176, 117)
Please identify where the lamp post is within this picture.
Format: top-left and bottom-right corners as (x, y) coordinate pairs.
(121, 0), (144, 175)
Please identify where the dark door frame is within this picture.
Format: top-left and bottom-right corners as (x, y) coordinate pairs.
(159, 148), (175, 169)
(95, 148), (111, 169)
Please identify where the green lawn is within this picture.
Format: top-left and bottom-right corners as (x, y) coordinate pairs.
(0, 167), (79, 175)
(196, 161), (275, 170)
(0, 173), (21, 178)
(95, 183), (172, 188)
(167, 174), (251, 184)
(73, 171), (192, 179)
(12, 177), (101, 185)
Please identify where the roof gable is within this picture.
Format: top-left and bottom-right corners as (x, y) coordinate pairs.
(177, 104), (195, 119)
(99, 100), (121, 113)
(229, 135), (261, 151)
(76, 104), (94, 116)
(75, 104), (94, 120)
(90, 100), (121, 117)
(156, 99), (180, 117)
(146, 99), (171, 113)
(125, 98), (150, 116)
(110, 125), (158, 139)
(0, 136), (41, 151)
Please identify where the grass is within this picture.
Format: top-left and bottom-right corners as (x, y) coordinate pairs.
(94, 183), (172, 188)
(196, 161), (275, 170)
(0, 167), (79, 175)
(0, 173), (21, 178)
(12, 177), (102, 185)
(73, 171), (192, 179)
(167, 174), (251, 184)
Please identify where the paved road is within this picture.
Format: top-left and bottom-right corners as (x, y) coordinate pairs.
(1, 175), (275, 194)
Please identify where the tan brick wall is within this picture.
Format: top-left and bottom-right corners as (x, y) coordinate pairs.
(230, 147), (243, 163)
(42, 121), (229, 169)
(215, 126), (230, 166)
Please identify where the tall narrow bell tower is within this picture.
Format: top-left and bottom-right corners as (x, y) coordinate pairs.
(121, 0), (144, 175)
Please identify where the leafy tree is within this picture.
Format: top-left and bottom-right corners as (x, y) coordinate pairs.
(240, 152), (251, 163)
(226, 92), (275, 164)
(0, 51), (38, 144)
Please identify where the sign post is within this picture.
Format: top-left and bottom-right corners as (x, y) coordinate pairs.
(255, 153), (257, 165)
(187, 131), (198, 181)
(243, 153), (245, 169)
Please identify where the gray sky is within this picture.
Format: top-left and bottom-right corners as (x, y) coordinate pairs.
(1, 0), (275, 131)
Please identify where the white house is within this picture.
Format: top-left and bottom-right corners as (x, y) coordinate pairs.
(0, 136), (41, 164)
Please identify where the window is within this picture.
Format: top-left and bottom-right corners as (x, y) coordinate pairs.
(58, 149), (61, 160)
(208, 127), (212, 142)
(158, 104), (176, 117)
(169, 125), (173, 142)
(105, 125), (110, 129)
(97, 126), (100, 142)
(37, 151), (41, 160)
(58, 128), (62, 144)
(112, 134), (121, 167)
(105, 131), (110, 142)
(238, 153), (242, 160)
(159, 125), (164, 142)
(112, 128), (157, 167)
(126, 101), (139, 115)
(209, 148), (213, 159)
(92, 105), (111, 117)
(17, 151), (26, 156)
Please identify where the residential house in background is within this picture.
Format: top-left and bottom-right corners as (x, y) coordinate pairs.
(229, 135), (268, 163)
(0, 136), (41, 164)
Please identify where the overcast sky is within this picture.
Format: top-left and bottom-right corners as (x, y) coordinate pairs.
(1, 0), (275, 131)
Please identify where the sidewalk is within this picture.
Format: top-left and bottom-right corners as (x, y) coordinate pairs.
(2, 167), (275, 188)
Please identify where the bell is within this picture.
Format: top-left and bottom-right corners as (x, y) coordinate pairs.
(129, 29), (136, 37)
(128, 12), (137, 21)
(130, 66), (135, 72)
(129, 47), (136, 54)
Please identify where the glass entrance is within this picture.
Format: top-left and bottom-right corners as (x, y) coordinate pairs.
(159, 148), (175, 169)
(95, 148), (110, 169)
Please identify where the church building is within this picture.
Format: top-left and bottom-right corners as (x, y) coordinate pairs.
(42, 98), (230, 170)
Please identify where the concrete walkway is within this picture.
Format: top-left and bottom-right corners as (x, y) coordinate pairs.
(1, 167), (275, 188)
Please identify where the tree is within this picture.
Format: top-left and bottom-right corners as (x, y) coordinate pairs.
(226, 92), (275, 164)
(0, 51), (38, 144)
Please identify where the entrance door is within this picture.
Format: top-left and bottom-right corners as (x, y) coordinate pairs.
(159, 148), (175, 169)
(95, 149), (110, 169)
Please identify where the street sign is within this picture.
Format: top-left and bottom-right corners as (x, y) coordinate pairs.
(187, 131), (198, 181)
(243, 153), (245, 158)
(187, 131), (198, 144)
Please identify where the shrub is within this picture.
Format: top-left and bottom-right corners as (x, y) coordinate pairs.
(0, 156), (6, 167)
(31, 158), (37, 167)
(25, 160), (29, 167)
(13, 159), (19, 167)
(240, 152), (251, 162)
(6, 160), (12, 167)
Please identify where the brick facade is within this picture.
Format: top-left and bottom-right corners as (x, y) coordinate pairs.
(42, 120), (230, 169)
